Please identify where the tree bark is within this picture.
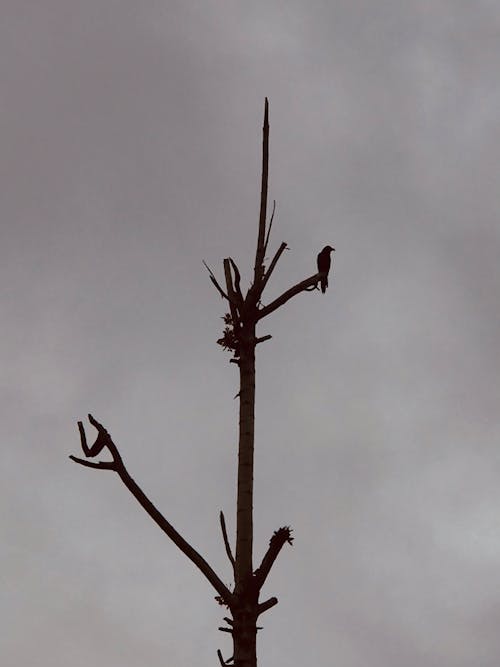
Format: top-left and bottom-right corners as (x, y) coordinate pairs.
(233, 323), (257, 666)
(233, 602), (257, 667)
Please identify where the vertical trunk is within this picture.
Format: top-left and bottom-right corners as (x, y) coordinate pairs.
(233, 605), (257, 667)
(234, 322), (257, 667)
(235, 324), (256, 591)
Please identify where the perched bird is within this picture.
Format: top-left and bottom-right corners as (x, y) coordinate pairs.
(317, 245), (335, 293)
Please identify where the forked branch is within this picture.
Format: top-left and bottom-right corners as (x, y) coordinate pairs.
(70, 415), (235, 607)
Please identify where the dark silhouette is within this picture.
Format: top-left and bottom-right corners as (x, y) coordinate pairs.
(70, 100), (335, 667)
(317, 245), (335, 293)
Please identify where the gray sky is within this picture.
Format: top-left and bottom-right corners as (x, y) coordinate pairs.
(2, 2), (500, 665)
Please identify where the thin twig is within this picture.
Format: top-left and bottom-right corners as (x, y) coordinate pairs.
(260, 241), (288, 294)
(203, 260), (232, 302)
(69, 456), (116, 470)
(220, 511), (235, 571)
(263, 199), (276, 256)
(217, 650), (234, 666)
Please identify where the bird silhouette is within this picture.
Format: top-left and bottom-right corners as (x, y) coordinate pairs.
(317, 245), (335, 293)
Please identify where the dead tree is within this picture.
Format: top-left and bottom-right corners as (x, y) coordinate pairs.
(70, 99), (332, 667)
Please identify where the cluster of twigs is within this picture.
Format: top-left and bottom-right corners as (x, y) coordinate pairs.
(201, 101), (323, 368)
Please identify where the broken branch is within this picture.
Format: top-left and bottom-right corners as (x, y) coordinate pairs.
(257, 597), (278, 616)
(254, 527), (293, 591)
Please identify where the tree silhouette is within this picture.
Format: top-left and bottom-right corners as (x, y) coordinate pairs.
(70, 99), (334, 667)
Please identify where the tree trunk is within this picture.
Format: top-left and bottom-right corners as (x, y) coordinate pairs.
(233, 604), (257, 667)
(235, 325), (256, 590)
(234, 322), (258, 666)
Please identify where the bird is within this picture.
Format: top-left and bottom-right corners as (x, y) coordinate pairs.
(317, 245), (335, 293)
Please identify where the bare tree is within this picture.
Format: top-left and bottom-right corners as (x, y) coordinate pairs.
(70, 99), (333, 667)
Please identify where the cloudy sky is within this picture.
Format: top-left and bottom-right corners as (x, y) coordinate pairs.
(2, 2), (500, 665)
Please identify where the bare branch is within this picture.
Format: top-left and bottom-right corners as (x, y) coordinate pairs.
(223, 259), (241, 326)
(260, 241), (288, 294)
(77, 420), (91, 455)
(263, 199), (276, 256)
(218, 626), (233, 634)
(69, 456), (116, 470)
(220, 511), (235, 571)
(257, 273), (320, 321)
(203, 260), (232, 302)
(73, 414), (123, 469)
(254, 527), (293, 591)
(116, 464), (234, 606)
(257, 597), (278, 616)
(253, 98), (269, 285)
(255, 335), (272, 345)
(78, 418), (106, 458)
(87, 413), (124, 464)
(71, 415), (235, 608)
(228, 258), (244, 303)
(217, 649), (234, 666)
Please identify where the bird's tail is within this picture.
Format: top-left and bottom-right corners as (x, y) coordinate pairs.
(321, 276), (328, 293)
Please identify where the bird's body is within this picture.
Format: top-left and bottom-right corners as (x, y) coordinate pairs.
(317, 245), (335, 293)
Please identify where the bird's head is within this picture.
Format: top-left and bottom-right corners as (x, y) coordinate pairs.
(323, 245), (335, 253)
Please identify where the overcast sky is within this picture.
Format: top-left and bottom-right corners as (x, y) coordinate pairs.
(2, 2), (500, 665)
